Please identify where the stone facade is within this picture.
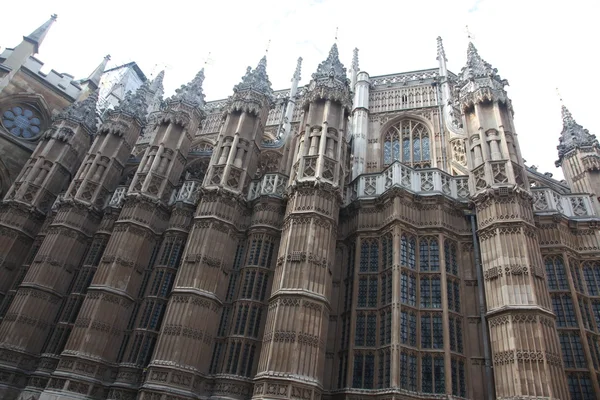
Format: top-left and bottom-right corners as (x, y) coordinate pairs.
(0, 16), (600, 400)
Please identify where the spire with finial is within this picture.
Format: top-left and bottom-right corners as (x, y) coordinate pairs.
(80, 54), (110, 90)
(436, 37), (446, 62)
(55, 89), (99, 134)
(24, 14), (58, 54)
(312, 43), (349, 83)
(169, 68), (206, 107)
(457, 40), (507, 90)
(114, 82), (150, 123)
(557, 102), (598, 163)
(293, 57), (302, 82)
(233, 56), (273, 97)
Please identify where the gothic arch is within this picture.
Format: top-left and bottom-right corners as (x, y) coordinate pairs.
(379, 115), (433, 168)
(0, 93), (52, 142)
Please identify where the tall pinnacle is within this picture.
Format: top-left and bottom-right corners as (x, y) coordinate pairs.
(55, 89), (99, 134)
(461, 42), (499, 80)
(24, 14), (58, 54)
(436, 36), (447, 62)
(81, 54), (110, 90)
(312, 43), (348, 83)
(169, 68), (205, 107)
(114, 82), (150, 123)
(352, 48), (359, 71)
(233, 56), (273, 97)
(150, 70), (165, 93)
(557, 104), (598, 163)
(293, 57), (303, 82)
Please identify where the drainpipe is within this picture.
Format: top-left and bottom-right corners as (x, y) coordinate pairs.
(468, 212), (495, 400)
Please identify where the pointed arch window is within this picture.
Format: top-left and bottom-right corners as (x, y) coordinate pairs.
(383, 119), (431, 167)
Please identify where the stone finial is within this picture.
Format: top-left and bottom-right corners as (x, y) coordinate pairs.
(312, 43), (349, 84)
(55, 89), (99, 134)
(169, 68), (206, 107)
(24, 14), (58, 54)
(557, 104), (598, 163)
(114, 82), (150, 123)
(293, 57), (303, 82)
(233, 56), (273, 97)
(436, 37), (447, 62)
(352, 48), (359, 71)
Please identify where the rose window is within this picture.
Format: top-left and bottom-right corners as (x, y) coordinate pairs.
(2, 106), (42, 138)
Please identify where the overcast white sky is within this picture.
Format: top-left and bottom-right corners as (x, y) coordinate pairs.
(2, 0), (599, 180)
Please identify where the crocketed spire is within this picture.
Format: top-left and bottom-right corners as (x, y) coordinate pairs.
(459, 42), (502, 83)
(557, 105), (598, 163)
(80, 54), (110, 90)
(293, 57), (303, 81)
(436, 36), (447, 62)
(233, 56), (273, 97)
(169, 68), (206, 107)
(114, 82), (150, 123)
(312, 43), (349, 84)
(55, 89), (99, 134)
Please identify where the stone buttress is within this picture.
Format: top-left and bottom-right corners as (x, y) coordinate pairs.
(458, 43), (569, 399)
(36, 70), (205, 400)
(252, 44), (351, 400)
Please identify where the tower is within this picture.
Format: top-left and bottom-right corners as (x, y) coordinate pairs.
(252, 43), (352, 400)
(458, 42), (569, 399)
(555, 105), (600, 214)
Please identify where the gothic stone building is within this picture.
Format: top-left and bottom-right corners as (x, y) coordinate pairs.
(0, 15), (600, 400)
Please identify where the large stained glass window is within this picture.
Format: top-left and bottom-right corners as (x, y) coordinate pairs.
(382, 119), (431, 167)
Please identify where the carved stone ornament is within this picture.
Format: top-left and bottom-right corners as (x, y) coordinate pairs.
(54, 89), (99, 134)
(168, 68), (206, 108)
(556, 105), (598, 164)
(233, 56), (274, 99)
(112, 82), (150, 123)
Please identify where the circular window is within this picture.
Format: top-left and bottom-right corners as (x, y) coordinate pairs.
(2, 106), (42, 139)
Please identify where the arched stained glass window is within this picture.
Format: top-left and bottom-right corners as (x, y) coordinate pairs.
(382, 119), (431, 167)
